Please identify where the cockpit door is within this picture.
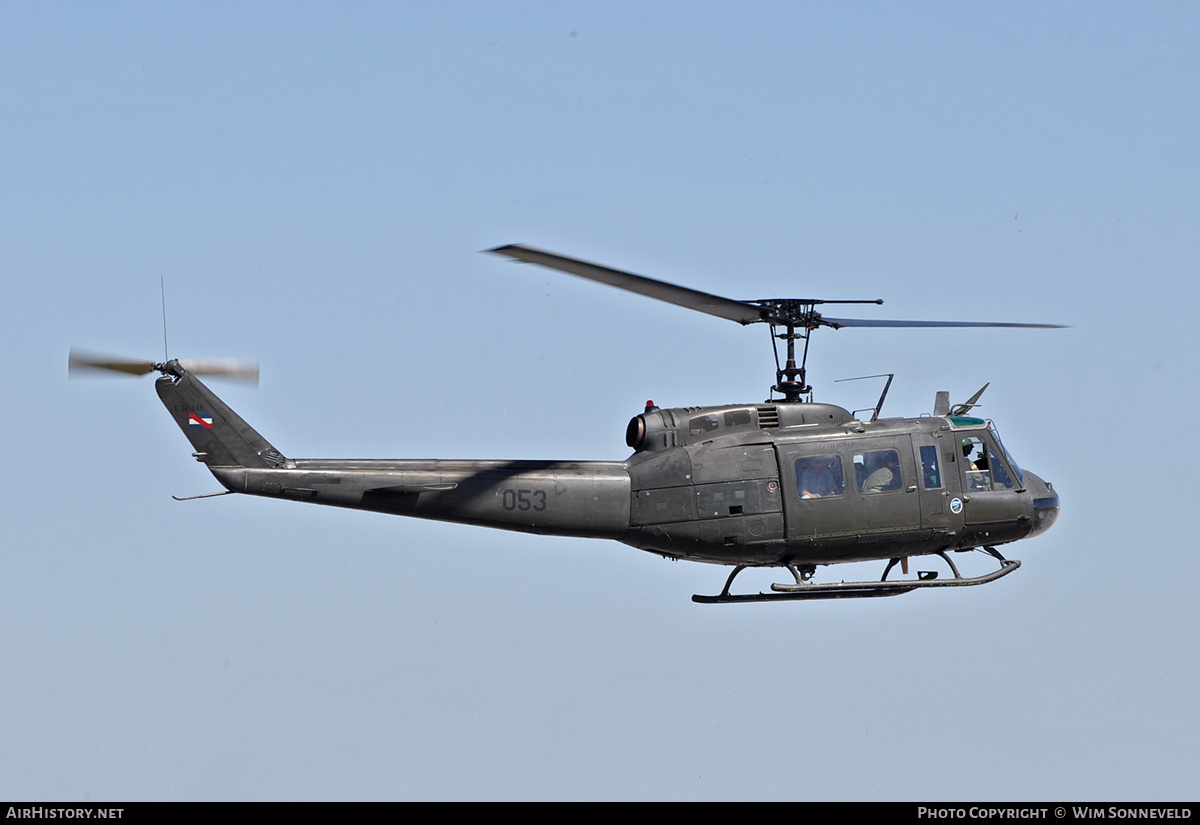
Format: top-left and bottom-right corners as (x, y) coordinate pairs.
(955, 430), (1028, 527)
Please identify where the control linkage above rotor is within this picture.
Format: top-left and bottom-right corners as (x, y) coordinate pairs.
(490, 244), (1063, 403)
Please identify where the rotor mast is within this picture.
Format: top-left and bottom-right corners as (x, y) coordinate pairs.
(759, 298), (884, 403)
(769, 311), (813, 403)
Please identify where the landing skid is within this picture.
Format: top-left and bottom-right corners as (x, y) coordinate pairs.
(692, 547), (1020, 604)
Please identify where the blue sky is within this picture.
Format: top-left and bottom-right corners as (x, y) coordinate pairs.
(2, 2), (1198, 800)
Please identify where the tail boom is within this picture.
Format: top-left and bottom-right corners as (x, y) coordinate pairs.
(157, 363), (631, 538)
(213, 459), (631, 539)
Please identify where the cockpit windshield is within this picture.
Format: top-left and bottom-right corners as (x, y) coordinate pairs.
(988, 423), (1024, 484)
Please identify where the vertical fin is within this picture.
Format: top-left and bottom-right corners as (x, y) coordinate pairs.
(155, 362), (285, 469)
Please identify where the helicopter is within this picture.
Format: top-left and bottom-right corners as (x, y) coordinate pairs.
(70, 245), (1062, 603)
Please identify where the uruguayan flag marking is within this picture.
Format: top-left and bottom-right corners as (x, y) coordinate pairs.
(188, 413), (213, 429)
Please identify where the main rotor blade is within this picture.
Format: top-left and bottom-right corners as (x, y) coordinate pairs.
(821, 317), (1066, 329)
(489, 244), (766, 325)
(68, 348), (157, 377)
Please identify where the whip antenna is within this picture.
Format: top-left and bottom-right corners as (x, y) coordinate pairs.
(160, 277), (169, 363)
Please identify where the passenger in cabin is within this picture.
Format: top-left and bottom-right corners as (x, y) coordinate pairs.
(863, 451), (902, 493)
(798, 456), (842, 499)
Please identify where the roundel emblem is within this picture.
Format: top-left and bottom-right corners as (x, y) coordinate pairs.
(949, 497), (963, 514)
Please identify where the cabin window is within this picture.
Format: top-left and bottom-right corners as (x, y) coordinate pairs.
(795, 455), (845, 499)
(919, 445), (942, 489)
(853, 450), (903, 493)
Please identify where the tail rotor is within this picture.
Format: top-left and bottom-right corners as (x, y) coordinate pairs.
(69, 348), (259, 384)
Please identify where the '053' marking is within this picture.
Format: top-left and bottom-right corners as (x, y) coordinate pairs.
(500, 489), (547, 511)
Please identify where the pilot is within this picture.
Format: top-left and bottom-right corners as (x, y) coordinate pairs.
(863, 452), (901, 493)
(963, 439), (990, 491)
(962, 439), (988, 471)
(960, 438), (988, 470)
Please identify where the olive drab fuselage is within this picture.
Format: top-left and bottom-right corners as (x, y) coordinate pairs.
(622, 401), (1059, 566)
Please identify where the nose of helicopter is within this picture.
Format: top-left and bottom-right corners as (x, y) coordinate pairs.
(1024, 471), (1060, 538)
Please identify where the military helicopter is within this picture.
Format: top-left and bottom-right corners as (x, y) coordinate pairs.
(70, 245), (1062, 603)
